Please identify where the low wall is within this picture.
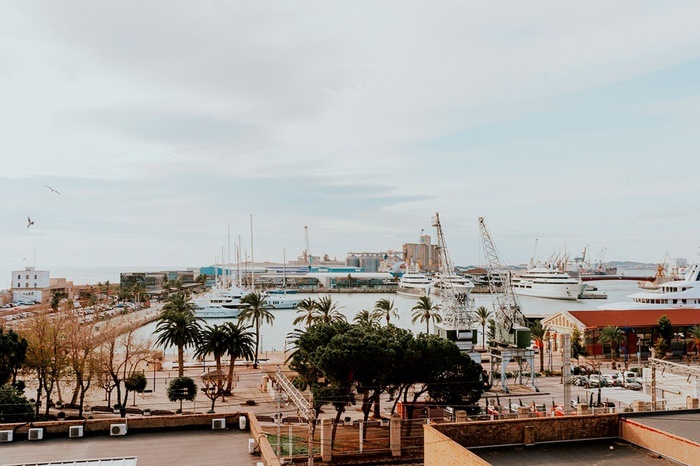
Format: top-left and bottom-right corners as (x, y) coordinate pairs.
(424, 426), (491, 466)
(247, 413), (282, 466)
(621, 418), (700, 466)
(0, 412), (247, 437)
(433, 414), (619, 448)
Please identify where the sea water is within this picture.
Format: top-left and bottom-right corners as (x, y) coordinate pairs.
(136, 275), (649, 357)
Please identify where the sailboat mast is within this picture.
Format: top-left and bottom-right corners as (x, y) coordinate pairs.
(250, 214), (255, 290)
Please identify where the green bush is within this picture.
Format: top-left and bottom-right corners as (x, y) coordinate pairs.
(0, 385), (35, 423)
(167, 376), (197, 402)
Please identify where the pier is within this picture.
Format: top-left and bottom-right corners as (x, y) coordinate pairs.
(581, 275), (653, 282)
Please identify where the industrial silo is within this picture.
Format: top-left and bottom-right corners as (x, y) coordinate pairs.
(346, 254), (360, 268)
(360, 256), (380, 273)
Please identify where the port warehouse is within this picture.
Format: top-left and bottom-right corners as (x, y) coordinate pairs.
(543, 308), (700, 359)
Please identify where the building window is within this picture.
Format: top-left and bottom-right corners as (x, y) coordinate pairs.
(34, 275), (37, 279)
(26, 275), (29, 279)
(34, 283), (36, 287)
(17, 275), (20, 279)
(25, 283), (29, 288)
(17, 283), (20, 287)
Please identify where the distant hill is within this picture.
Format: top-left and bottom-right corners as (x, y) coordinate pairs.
(607, 261), (657, 270)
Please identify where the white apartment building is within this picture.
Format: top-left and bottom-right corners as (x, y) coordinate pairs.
(11, 267), (50, 303)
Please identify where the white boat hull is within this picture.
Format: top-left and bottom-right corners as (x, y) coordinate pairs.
(396, 285), (430, 298)
(512, 282), (587, 300)
(194, 306), (242, 319)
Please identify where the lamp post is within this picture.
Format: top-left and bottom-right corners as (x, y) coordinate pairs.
(637, 337), (643, 370)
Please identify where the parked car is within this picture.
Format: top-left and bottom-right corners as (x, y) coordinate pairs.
(624, 377), (643, 390)
(588, 374), (602, 387)
(571, 375), (589, 387)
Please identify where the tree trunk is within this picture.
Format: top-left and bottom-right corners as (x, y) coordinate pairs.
(178, 345), (184, 377)
(254, 320), (260, 368)
(225, 356), (237, 392)
(331, 407), (343, 449)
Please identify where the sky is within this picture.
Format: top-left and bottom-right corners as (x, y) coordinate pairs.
(1, 1), (700, 271)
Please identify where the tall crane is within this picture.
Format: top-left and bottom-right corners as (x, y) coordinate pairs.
(433, 212), (474, 329)
(478, 217), (537, 392)
(304, 225), (312, 271)
(478, 217), (527, 342)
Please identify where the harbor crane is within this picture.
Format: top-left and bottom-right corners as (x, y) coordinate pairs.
(478, 217), (537, 392)
(431, 213), (479, 360)
(433, 212), (474, 329)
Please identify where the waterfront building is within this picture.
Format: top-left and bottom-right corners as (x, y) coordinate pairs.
(10, 266), (73, 304)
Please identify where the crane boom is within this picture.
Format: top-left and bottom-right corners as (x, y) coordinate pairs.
(433, 212), (473, 328)
(478, 217), (526, 340)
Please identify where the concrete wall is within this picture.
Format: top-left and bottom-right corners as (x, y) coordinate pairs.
(433, 414), (619, 448)
(0, 412), (247, 437)
(424, 426), (492, 466)
(621, 418), (700, 466)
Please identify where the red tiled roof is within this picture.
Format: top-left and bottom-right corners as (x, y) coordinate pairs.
(568, 309), (700, 329)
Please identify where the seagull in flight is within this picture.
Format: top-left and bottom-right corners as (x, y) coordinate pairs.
(27, 217), (34, 228)
(45, 185), (61, 195)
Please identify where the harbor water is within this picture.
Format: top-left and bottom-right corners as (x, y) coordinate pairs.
(136, 275), (647, 357)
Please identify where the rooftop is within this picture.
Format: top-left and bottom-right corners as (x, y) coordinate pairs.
(568, 308), (700, 329)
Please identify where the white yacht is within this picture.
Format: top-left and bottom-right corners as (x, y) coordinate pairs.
(511, 263), (586, 300)
(193, 284), (249, 318)
(397, 269), (432, 297)
(430, 274), (475, 301)
(263, 290), (302, 310)
(603, 264), (700, 310)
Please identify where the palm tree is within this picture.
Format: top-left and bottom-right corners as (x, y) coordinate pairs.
(475, 306), (491, 349)
(162, 274), (171, 299)
(689, 326), (700, 356)
(293, 298), (317, 327)
(373, 298), (399, 326)
(312, 296), (346, 324)
(194, 324), (230, 399)
(154, 293), (201, 377)
(131, 281), (146, 306)
(223, 321), (255, 392)
(354, 309), (381, 327)
(599, 325), (626, 361)
(239, 291), (275, 368)
(103, 280), (111, 305)
(411, 296), (441, 334)
(529, 321), (549, 373)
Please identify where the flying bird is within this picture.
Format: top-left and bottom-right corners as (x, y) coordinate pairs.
(27, 217), (34, 228)
(45, 185), (61, 195)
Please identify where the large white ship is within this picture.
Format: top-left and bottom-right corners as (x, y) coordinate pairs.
(192, 284), (249, 318)
(603, 263), (700, 310)
(396, 269), (432, 298)
(511, 264), (586, 300)
(430, 274), (475, 301)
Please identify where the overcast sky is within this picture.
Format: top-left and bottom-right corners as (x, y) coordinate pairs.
(2, 1), (700, 270)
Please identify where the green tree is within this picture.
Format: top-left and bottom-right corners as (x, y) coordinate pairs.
(599, 325), (626, 361)
(689, 326), (700, 355)
(372, 298), (398, 326)
(312, 296), (346, 324)
(0, 327), (28, 386)
(411, 296), (441, 334)
(0, 385), (35, 423)
(50, 291), (65, 312)
(125, 371), (147, 406)
(657, 315), (673, 346)
(293, 298), (317, 327)
(240, 291), (275, 368)
(194, 324), (231, 410)
(529, 321), (549, 372)
(475, 306), (491, 349)
(353, 309), (381, 328)
(222, 321), (255, 393)
(167, 376), (197, 412)
(571, 326), (588, 361)
(154, 293), (201, 377)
